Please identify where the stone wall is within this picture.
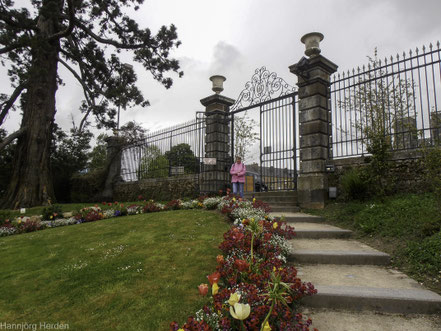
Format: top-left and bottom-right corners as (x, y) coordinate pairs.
(328, 150), (428, 195)
(113, 174), (199, 202)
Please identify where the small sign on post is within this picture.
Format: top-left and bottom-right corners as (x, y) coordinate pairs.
(170, 166), (184, 175)
(203, 158), (217, 165)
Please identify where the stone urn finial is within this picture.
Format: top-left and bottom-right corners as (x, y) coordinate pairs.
(301, 32), (324, 57)
(210, 75), (226, 94)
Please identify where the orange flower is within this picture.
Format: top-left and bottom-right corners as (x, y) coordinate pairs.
(234, 259), (249, 272)
(207, 271), (221, 285)
(198, 283), (208, 296)
(216, 255), (224, 264)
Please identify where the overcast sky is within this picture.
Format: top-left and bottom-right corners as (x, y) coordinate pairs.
(2, 0), (441, 137)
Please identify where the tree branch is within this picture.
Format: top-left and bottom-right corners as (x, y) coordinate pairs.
(0, 8), (36, 31)
(57, 54), (96, 132)
(58, 55), (94, 99)
(74, 18), (149, 49)
(0, 42), (28, 54)
(0, 127), (26, 151)
(49, 0), (75, 41)
(0, 83), (26, 126)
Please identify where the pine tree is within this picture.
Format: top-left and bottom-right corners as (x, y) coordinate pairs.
(0, 0), (182, 208)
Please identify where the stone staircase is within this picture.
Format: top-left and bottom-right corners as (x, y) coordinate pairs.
(269, 211), (441, 330)
(244, 191), (300, 213)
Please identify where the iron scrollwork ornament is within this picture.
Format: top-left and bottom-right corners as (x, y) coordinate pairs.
(230, 66), (296, 111)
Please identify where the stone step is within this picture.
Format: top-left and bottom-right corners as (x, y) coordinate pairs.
(251, 196), (298, 204)
(270, 205), (301, 213)
(288, 239), (390, 265)
(303, 285), (441, 314)
(301, 308), (441, 331)
(296, 265), (441, 314)
(245, 191), (297, 198)
(269, 212), (325, 223)
(290, 222), (352, 239)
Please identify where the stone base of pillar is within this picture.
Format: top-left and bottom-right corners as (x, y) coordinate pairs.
(297, 174), (328, 209)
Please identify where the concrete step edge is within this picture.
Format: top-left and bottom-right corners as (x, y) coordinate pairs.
(271, 215), (326, 223)
(294, 229), (352, 239)
(289, 250), (391, 265)
(303, 285), (441, 314)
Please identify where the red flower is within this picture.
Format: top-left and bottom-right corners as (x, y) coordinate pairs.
(207, 271), (221, 285)
(198, 283), (208, 296)
(114, 201), (118, 205)
(264, 232), (272, 241)
(138, 195), (143, 200)
(234, 259), (249, 272)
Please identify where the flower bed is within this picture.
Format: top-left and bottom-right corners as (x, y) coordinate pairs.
(0, 194), (317, 330)
(170, 195), (317, 331)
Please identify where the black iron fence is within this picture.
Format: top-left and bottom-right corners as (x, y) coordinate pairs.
(330, 42), (441, 158)
(120, 119), (205, 181)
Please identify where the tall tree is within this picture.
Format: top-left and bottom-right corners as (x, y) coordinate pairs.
(0, 0), (182, 208)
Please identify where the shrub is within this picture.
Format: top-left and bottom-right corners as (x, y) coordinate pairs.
(70, 169), (107, 202)
(341, 167), (369, 200)
(42, 205), (63, 221)
(0, 210), (13, 226)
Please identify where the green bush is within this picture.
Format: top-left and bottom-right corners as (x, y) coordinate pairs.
(340, 167), (369, 200)
(41, 205), (63, 221)
(70, 169), (107, 203)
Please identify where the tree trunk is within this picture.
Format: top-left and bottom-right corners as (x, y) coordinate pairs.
(1, 6), (60, 209)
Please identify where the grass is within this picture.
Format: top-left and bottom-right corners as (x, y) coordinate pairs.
(308, 193), (441, 293)
(0, 209), (230, 330)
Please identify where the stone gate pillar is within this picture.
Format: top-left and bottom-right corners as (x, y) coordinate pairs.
(98, 135), (126, 200)
(200, 75), (235, 193)
(289, 32), (338, 209)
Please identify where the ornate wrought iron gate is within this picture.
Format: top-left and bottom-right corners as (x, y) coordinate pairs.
(229, 67), (299, 192)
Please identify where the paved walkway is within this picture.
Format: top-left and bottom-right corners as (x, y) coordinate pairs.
(270, 211), (441, 331)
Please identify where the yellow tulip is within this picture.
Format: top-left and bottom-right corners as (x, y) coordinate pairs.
(273, 222), (278, 229)
(230, 303), (250, 320)
(228, 292), (241, 306)
(178, 329), (184, 331)
(232, 197), (236, 202)
(253, 198), (256, 203)
(212, 283), (219, 295)
(263, 321), (272, 331)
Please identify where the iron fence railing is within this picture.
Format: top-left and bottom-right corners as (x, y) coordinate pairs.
(120, 119), (205, 182)
(330, 41), (441, 158)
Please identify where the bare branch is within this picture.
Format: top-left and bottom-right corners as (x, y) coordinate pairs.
(0, 127), (26, 151)
(57, 53), (96, 132)
(0, 83), (26, 126)
(58, 56), (93, 98)
(49, 0), (75, 41)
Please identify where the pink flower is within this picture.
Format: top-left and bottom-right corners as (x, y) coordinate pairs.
(198, 283), (208, 296)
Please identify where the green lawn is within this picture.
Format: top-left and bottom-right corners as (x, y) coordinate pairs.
(0, 210), (230, 330)
(308, 193), (441, 293)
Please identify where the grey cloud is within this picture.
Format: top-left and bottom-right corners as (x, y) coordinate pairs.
(209, 41), (244, 75)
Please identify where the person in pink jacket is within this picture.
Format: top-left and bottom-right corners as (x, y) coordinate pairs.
(230, 156), (246, 198)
